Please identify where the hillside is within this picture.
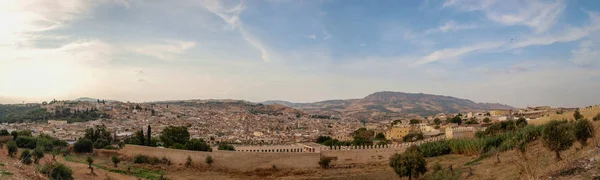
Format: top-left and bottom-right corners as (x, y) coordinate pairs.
(73, 97), (119, 103)
(263, 91), (515, 117)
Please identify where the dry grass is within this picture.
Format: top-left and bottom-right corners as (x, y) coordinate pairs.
(529, 108), (600, 125)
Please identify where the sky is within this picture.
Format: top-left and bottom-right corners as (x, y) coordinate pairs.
(1, 0), (600, 108)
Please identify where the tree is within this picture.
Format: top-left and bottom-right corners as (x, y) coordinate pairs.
(319, 156), (333, 169)
(205, 155), (213, 166)
(147, 125), (152, 146)
(84, 125), (113, 149)
(542, 120), (574, 161)
(483, 117), (491, 123)
(375, 132), (387, 141)
(74, 138), (93, 153)
(11, 131), (17, 140)
(433, 118), (441, 125)
(7, 141), (18, 158)
(186, 139), (212, 152)
(86, 156), (94, 174)
(409, 119), (420, 125)
(118, 141), (125, 149)
(574, 110), (584, 120)
(20, 149), (33, 165)
(389, 146), (427, 180)
(402, 132), (424, 142)
(33, 147), (45, 164)
(0, 129), (9, 136)
(136, 130), (145, 146)
(352, 128), (374, 145)
(593, 113), (600, 121)
(573, 119), (594, 147)
(316, 136), (332, 144)
(112, 156), (121, 167)
(516, 117), (528, 128)
(160, 126), (190, 147)
(185, 155), (192, 168)
(448, 116), (462, 125)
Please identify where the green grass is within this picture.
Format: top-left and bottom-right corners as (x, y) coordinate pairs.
(64, 155), (165, 180)
(0, 170), (13, 176)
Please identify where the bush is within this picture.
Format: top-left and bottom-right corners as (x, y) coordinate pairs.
(418, 141), (451, 157)
(516, 118), (528, 128)
(185, 155), (192, 167)
(39, 162), (74, 180)
(542, 120), (574, 161)
(133, 155), (162, 165)
(7, 141), (18, 158)
(0, 129), (9, 136)
(593, 113), (600, 121)
(185, 139), (212, 152)
(103, 145), (118, 150)
(205, 155), (213, 166)
(573, 119), (594, 147)
(33, 147), (44, 164)
(73, 138), (93, 153)
(111, 156), (121, 167)
(170, 143), (185, 150)
(20, 149), (33, 165)
(93, 139), (110, 149)
(389, 146), (427, 179)
(217, 143), (235, 151)
(15, 136), (38, 149)
(402, 132), (424, 142)
(319, 156), (333, 169)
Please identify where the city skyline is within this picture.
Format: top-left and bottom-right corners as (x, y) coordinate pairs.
(2, 0), (600, 108)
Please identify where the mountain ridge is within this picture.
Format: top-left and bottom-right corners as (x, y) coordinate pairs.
(262, 91), (515, 116)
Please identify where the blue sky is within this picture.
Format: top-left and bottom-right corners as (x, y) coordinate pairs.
(1, 0), (600, 108)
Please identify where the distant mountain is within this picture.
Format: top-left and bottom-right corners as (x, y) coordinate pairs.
(263, 91), (515, 117)
(73, 97), (119, 103)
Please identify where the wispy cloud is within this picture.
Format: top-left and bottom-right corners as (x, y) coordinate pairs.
(571, 40), (600, 66)
(307, 34), (316, 39)
(444, 0), (565, 34)
(199, 0), (273, 62)
(424, 20), (478, 34)
(323, 29), (332, 40)
(415, 41), (504, 65)
(130, 40), (196, 61)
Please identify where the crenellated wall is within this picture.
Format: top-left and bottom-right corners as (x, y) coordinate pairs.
(579, 105), (600, 112)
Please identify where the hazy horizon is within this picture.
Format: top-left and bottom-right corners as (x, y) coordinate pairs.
(2, 0), (600, 108)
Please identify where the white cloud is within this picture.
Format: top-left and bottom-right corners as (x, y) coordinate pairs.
(307, 34), (316, 39)
(323, 29), (332, 40)
(444, 0), (565, 34)
(571, 40), (600, 66)
(199, 0), (273, 62)
(424, 20), (478, 34)
(130, 40), (196, 61)
(416, 41), (504, 65)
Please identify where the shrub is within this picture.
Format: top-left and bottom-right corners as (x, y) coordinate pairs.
(133, 155), (162, 165)
(389, 146), (427, 180)
(574, 110), (584, 120)
(185, 155), (192, 167)
(92, 139), (110, 149)
(542, 120), (574, 161)
(170, 143), (185, 150)
(217, 143), (235, 151)
(593, 113), (600, 121)
(0, 129), (9, 136)
(111, 156), (121, 167)
(161, 157), (171, 166)
(39, 162), (73, 180)
(15, 136), (38, 149)
(103, 145), (118, 150)
(185, 139), (212, 152)
(573, 119), (594, 147)
(418, 141), (451, 157)
(483, 117), (491, 123)
(516, 118), (528, 128)
(319, 156), (333, 169)
(7, 141), (18, 158)
(402, 132), (424, 142)
(74, 138), (93, 153)
(86, 156), (94, 168)
(33, 147), (44, 164)
(205, 155), (213, 166)
(160, 126), (190, 148)
(20, 149), (33, 165)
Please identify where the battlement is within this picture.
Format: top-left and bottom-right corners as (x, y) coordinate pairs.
(579, 105), (600, 112)
(319, 136), (445, 151)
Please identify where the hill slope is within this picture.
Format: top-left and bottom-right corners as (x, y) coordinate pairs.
(263, 91), (515, 117)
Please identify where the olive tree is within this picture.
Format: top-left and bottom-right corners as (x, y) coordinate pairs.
(542, 120), (574, 161)
(389, 146), (427, 180)
(573, 119), (594, 147)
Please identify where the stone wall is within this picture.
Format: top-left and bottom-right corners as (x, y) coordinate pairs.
(580, 105), (600, 112)
(119, 145), (320, 171)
